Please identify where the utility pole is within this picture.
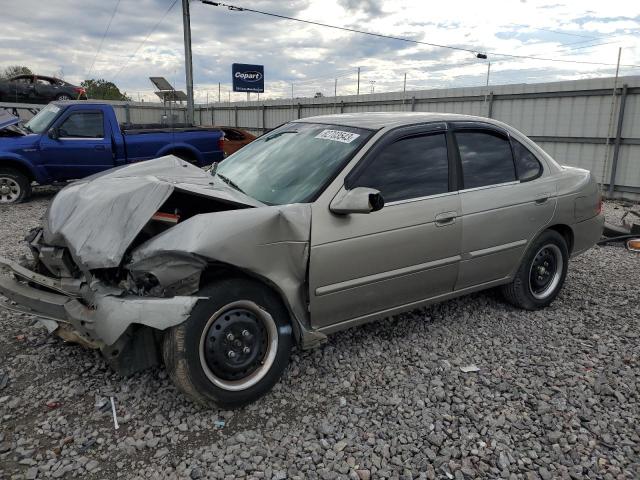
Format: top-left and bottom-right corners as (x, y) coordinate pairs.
(218, 82), (221, 103)
(334, 78), (337, 97)
(181, 0), (194, 125)
(486, 61), (491, 86)
(402, 73), (407, 107)
(356, 67), (360, 96)
(602, 47), (622, 192)
(370, 80), (376, 94)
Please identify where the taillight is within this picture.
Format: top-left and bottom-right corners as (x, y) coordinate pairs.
(74, 87), (86, 96)
(596, 194), (603, 215)
(218, 136), (225, 151)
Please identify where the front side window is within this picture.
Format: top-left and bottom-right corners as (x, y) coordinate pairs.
(512, 138), (542, 182)
(351, 133), (449, 202)
(216, 122), (371, 205)
(456, 130), (516, 189)
(59, 112), (104, 138)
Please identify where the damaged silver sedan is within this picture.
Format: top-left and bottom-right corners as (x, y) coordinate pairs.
(0, 113), (603, 407)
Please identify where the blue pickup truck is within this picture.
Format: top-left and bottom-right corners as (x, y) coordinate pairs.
(0, 101), (225, 203)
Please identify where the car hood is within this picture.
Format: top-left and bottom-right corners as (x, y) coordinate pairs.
(0, 110), (20, 130)
(43, 155), (266, 269)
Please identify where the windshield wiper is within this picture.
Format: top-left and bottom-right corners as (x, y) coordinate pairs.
(216, 173), (245, 194)
(263, 130), (297, 142)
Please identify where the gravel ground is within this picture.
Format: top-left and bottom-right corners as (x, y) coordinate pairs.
(0, 193), (639, 480)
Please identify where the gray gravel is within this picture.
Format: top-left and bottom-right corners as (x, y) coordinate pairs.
(1, 192), (639, 480)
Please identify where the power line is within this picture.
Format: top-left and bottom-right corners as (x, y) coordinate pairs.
(86, 0), (121, 78)
(199, 1), (640, 68)
(113, 0), (178, 80)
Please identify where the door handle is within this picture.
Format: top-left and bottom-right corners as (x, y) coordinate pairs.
(535, 193), (552, 204)
(94, 145), (106, 151)
(435, 211), (457, 226)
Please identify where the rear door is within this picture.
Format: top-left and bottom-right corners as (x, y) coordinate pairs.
(309, 123), (462, 328)
(39, 109), (114, 180)
(452, 122), (557, 290)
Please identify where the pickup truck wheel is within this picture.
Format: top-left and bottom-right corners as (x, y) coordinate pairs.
(0, 168), (31, 204)
(501, 230), (569, 310)
(162, 278), (293, 408)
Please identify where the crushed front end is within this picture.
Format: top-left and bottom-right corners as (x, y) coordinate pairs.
(0, 228), (201, 375)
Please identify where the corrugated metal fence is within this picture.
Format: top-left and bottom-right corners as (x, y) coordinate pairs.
(3, 76), (639, 199)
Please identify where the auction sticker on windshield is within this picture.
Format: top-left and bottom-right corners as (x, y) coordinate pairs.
(315, 129), (360, 143)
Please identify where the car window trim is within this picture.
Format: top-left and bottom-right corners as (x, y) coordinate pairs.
(344, 122), (450, 195)
(385, 189), (459, 207)
(457, 180), (520, 194)
(449, 122), (518, 190)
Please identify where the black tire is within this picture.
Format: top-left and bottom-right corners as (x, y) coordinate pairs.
(0, 168), (31, 204)
(162, 277), (293, 408)
(501, 230), (569, 310)
(55, 93), (72, 101)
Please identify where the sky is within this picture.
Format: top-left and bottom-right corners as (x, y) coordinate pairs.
(1, 0), (639, 103)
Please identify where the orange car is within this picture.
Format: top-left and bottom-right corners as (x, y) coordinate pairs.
(220, 127), (256, 156)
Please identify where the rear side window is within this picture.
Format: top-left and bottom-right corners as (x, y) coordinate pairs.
(351, 133), (449, 202)
(59, 112), (104, 138)
(456, 130), (516, 189)
(512, 138), (542, 182)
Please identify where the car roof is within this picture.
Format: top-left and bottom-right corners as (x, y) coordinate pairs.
(292, 112), (504, 130)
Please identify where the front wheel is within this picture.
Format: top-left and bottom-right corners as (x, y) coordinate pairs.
(0, 168), (31, 204)
(501, 230), (569, 310)
(162, 278), (293, 408)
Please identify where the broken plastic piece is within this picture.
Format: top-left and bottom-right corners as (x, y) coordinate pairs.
(110, 396), (119, 430)
(460, 364), (480, 373)
(213, 419), (226, 428)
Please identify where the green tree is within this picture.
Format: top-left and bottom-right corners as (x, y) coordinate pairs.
(81, 78), (131, 101)
(0, 65), (33, 80)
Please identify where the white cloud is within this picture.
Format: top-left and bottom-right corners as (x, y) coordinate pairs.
(0, 0), (639, 102)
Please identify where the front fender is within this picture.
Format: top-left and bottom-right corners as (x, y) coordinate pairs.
(129, 204), (312, 332)
(0, 153), (45, 183)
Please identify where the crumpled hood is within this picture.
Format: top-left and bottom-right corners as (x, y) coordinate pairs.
(43, 155), (264, 269)
(0, 110), (20, 130)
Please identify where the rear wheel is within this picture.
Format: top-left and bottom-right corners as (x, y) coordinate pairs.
(55, 93), (72, 101)
(501, 230), (569, 310)
(0, 168), (31, 204)
(162, 278), (293, 408)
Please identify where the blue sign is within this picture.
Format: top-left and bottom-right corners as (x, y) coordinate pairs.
(232, 63), (264, 93)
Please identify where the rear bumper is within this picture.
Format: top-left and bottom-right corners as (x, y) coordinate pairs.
(0, 256), (200, 346)
(572, 212), (605, 256)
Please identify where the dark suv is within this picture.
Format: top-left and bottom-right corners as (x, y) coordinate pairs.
(0, 75), (87, 104)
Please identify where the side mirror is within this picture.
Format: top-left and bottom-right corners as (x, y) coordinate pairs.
(47, 127), (59, 140)
(330, 187), (384, 215)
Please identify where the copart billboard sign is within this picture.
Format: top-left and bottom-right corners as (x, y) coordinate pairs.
(232, 64), (264, 93)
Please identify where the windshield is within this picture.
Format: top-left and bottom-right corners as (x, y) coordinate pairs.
(216, 122), (371, 205)
(24, 104), (62, 133)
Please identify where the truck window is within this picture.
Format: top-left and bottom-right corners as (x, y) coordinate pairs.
(59, 112), (104, 139)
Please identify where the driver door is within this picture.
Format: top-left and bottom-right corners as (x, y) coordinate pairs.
(39, 110), (114, 180)
(308, 124), (462, 329)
